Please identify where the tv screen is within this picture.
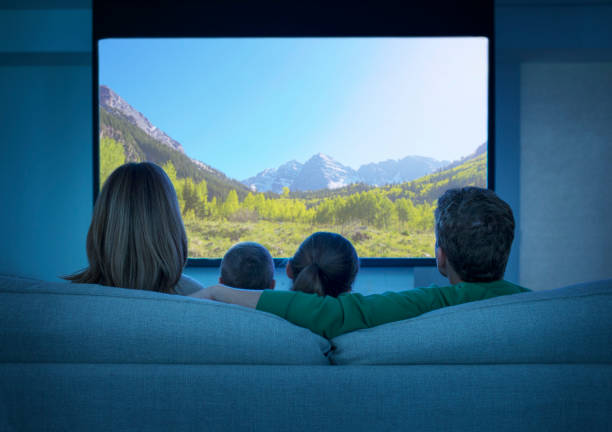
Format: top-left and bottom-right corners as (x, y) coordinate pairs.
(98, 37), (488, 259)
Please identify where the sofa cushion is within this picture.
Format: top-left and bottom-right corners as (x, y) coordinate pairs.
(330, 279), (612, 365)
(0, 275), (331, 365)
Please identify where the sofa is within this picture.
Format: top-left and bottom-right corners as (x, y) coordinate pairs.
(1, 274), (611, 432)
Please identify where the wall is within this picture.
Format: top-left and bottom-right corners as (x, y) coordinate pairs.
(496, 0), (612, 289)
(0, 1), (92, 281)
(520, 63), (612, 289)
(2, 1), (609, 289)
(184, 266), (419, 295)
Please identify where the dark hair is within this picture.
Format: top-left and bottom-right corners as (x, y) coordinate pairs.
(64, 162), (188, 293)
(220, 242), (274, 290)
(289, 232), (359, 297)
(434, 187), (515, 282)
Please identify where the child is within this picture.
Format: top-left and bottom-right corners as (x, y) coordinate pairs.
(220, 242), (275, 290)
(287, 232), (359, 297)
(191, 187), (530, 339)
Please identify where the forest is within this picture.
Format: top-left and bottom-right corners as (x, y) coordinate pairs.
(100, 136), (487, 258)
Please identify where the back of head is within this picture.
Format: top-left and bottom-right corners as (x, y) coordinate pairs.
(220, 242), (275, 290)
(65, 162), (188, 293)
(290, 232), (359, 297)
(435, 187), (515, 282)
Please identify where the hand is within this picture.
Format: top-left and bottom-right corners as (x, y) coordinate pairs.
(189, 284), (222, 300)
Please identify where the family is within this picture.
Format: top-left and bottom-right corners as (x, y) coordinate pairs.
(65, 162), (529, 338)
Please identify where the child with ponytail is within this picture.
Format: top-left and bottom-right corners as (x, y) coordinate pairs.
(287, 232), (359, 297)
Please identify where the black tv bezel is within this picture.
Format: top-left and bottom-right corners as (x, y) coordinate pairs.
(93, 0), (494, 268)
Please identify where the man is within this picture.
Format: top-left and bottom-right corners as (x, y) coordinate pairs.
(191, 187), (529, 338)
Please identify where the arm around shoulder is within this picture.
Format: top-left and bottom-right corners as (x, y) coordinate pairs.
(189, 284), (263, 309)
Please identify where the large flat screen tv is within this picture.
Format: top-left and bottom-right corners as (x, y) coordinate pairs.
(94, 1), (494, 266)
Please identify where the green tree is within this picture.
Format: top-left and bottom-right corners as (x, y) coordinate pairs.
(196, 179), (208, 203)
(208, 196), (219, 219)
(243, 192), (256, 210)
(193, 179), (208, 218)
(222, 190), (240, 218)
(375, 196), (397, 229)
(99, 137), (125, 188)
(396, 198), (417, 228)
(182, 178), (202, 216)
(162, 160), (178, 184)
(161, 160), (184, 210)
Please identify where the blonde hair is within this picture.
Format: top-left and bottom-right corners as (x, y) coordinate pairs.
(64, 162), (188, 293)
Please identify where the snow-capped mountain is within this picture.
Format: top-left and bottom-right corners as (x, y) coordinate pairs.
(99, 85), (185, 154)
(243, 154), (360, 193)
(243, 160), (303, 193)
(357, 155), (449, 186)
(242, 153), (450, 193)
(290, 153), (360, 192)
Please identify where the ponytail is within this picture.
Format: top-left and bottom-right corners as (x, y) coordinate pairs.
(291, 263), (325, 296)
(289, 232), (359, 297)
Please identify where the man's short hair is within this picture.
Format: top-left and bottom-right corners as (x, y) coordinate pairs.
(220, 242), (274, 290)
(435, 187), (515, 282)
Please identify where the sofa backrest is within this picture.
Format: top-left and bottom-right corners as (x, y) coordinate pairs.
(330, 279), (612, 365)
(0, 275), (331, 365)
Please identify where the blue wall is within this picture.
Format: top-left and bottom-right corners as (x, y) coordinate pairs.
(495, 0), (612, 287)
(0, 2), (92, 281)
(1, 1), (609, 287)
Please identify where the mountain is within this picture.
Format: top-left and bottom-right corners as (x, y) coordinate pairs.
(99, 85), (484, 199)
(291, 150), (487, 203)
(438, 142), (487, 171)
(243, 153), (451, 193)
(243, 160), (302, 194)
(99, 85), (185, 154)
(357, 155), (449, 186)
(244, 154), (361, 193)
(291, 153), (360, 191)
(99, 86), (251, 200)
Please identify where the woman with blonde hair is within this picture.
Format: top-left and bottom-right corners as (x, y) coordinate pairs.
(64, 162), (202, 294)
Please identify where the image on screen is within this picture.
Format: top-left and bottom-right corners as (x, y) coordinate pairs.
(98, 37), (488, 259)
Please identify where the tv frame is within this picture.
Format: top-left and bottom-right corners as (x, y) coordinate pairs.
(93, 0), (495, 268)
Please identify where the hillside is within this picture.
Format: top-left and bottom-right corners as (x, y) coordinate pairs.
(381, 151), (487, 204)
(100, 108), (251, 200)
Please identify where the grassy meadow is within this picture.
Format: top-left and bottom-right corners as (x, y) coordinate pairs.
(183, 217), (436, 259)
(100, 136), (485, 259)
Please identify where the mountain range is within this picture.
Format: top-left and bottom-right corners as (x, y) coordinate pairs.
(242, 153), (451, 193)
(100, 85), (482, 196)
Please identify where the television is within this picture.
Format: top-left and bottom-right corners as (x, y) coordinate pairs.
(94, 1), (494, 267)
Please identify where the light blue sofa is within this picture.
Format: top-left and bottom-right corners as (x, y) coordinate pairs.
(1, 274), (611, 431)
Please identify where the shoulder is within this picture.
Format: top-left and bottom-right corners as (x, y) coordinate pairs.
(484, 279), (531, 293)
(174, 274), (205, 296)
(451, 279), (530, 298)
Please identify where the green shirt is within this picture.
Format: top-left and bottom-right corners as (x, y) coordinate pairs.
(256, 280), (530, 339)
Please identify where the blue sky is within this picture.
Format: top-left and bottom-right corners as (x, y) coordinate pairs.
(99, 37), (487, 180)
